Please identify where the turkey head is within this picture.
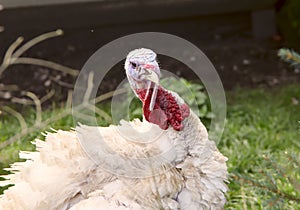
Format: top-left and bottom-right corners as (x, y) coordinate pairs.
(125, 48), (190, 131)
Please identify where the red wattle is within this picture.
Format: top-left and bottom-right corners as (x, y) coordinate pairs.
(149, 109), (168, 130)
(136, 87), (190, 131)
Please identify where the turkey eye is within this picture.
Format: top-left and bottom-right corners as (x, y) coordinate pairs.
(130, 62), (137, 68)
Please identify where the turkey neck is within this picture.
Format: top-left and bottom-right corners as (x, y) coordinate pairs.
(135, 86), (190, 131)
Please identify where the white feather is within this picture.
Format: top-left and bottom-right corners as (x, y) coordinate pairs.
(0, 108), (228, 210)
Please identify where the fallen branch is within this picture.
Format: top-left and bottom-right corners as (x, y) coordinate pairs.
(0, 30), (79, 78)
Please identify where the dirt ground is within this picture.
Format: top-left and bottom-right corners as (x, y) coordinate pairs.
(0, 12), (299, 104)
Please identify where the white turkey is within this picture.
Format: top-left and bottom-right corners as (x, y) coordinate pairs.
(0, 48), (228, 209)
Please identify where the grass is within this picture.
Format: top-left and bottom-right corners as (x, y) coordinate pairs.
(221, 85), (300, 209)
(0, 84), (299, 209)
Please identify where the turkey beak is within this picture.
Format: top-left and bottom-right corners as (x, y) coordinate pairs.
(140, 68), (159, 112)
(139, 67), (159, 85)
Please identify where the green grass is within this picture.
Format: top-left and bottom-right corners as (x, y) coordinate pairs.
(221, 85), (300, 209)
(0, 84), (299, 209)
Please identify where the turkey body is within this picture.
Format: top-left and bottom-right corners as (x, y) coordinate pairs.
(0, 102), (227, 209)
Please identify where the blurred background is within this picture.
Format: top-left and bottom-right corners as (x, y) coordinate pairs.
(0, 0), (299, 97)
(0, 0), (299, 209)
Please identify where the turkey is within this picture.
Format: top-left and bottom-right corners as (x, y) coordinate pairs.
(0, 48), (228, 209)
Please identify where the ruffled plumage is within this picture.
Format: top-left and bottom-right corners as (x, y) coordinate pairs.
(0, 109), (228, 210)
